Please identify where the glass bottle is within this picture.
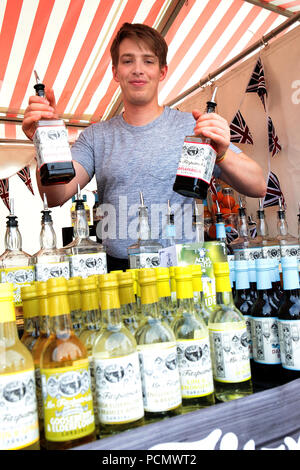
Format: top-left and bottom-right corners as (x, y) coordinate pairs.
(20, 282), (40, 352)
(32, 71), (75, 186)
(135, 268), (182, 419)
(252, 199), (280, 260)
(67, 277), (82, 334)
(192, 200), (204, 243)
(250, 258), (282, 388)
(0, 200), (35, 336)
(171, 266), (215, 411)
(173, 90), (218, 199)
(191, 264), (211, 325)
(169, 266), (177, 309)
(40, 277), (96, 450)
(127, 192), (162, 269)
(31, 195), (70, 282)
(164, 200), (177, 247)
(126, 268), (141, 316)
(31, 281), (50, 450)
(229, 202), (252, 261)
(276, 199), (300, 261)
(277, 257), (300, 383)
(117, 271), (140, 335)
(0, 283), (39, 450)
(78, 276), (102, 437)
(155, 267), (176, 325)
(64, 188), (107, 277)
(215, 201), (232, 256)
(92, 272), (144, 435)
(247, 258), (258, 302)
(228, 256), (236, 298)
(208, 261), (252, 402)
(234, 260), (255, 365)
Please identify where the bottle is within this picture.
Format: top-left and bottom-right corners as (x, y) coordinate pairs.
(191, 264), (211, 325)
(171, 266), (215, 411)
(65, 187), (107, 277)
(214, 200), (232, 256)
(78, 276), (102, 436)
(164, 200), (177, 247)
(31, 281), (50, 450)
(234, 260), (255, 364)
(40, 277), (96, 450)
(93, 273), (144, 435)
(251, 199), (279, 259)
(20, 282), (40, 352)
(250, 258), (282, 387)
(208, 262), (252, 402)
(0, 200), (35, 336)
(32, 71), (75, 186)
(203, 199), (213, 241)
(0, 283), (39, 450)
(228, 256), (236, 298)
(127, 192), (162, 269)
(155, 267), (176, 325)
(31, 194), (70, 282)
(169, 266), (177, 309)
(67, 277), (82, 334)
(173, 89), (218, 199)
(247, 258), (258, 302)
(192, 201), (204, 243)
(135, 268), (182, 419)
(277, 257), (300, 383)
(229, 201), (253, 261)
(276, 199), (300, 262)
(70, 194), (92, 228)
(269, 258), (284, 308)
(117, 271), (140, 335)
(126, 268), (141, 316)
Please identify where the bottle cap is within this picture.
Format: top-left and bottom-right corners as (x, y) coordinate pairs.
(117, 271), (134, 286)
(155, 267), (170, 280)
(67, 277), (80, 292)
(213, 261), (230, 277)
(138, 268), (157, 285)
(80, 275), (97, 291)
(21, 282), (38, 300)
(175, 265), (192, 279)
(47, 277), (68, 294)
(98, 272), (118, 289)
(234, 259), (249, 271)
(0, 283), (14, 301)
(281, 256), (298, 270)
(255, 258), (272, 271)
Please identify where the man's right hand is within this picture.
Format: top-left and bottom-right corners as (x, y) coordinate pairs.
(22, 88), (58, 140)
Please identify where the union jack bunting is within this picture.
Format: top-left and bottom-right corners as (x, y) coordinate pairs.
(0, 178), (10, 210)
(268, 116), (282, 157)
(245, 57), (267, 110)
(230, 110), (253, 144)
(263, 171), (285, 208)
(17, 166), (34, 195)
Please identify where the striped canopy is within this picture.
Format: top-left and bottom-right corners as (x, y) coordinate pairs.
(0, 0), (299, 144)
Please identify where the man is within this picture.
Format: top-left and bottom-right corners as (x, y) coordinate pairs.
(22, 23), (266, 270)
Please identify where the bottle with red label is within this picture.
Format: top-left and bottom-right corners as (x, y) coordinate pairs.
(173, 89), (217, 199)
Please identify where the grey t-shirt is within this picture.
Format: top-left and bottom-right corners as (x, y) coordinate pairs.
(71, 106), (241, 259)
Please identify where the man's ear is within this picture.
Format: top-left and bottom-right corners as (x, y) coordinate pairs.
(159, 64), (168, 82)
(112, 65), (119, 83)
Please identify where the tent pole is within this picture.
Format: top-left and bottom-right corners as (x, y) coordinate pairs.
(165, 11), (300, 108)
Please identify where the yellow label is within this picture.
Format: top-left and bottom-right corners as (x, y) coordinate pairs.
(41, 360), (95, 442)
(0, 267), (35, 306)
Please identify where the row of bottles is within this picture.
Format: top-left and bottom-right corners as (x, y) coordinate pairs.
(0, 260), (254, 450)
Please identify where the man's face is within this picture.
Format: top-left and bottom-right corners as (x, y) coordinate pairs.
(112, 37), (167, 107)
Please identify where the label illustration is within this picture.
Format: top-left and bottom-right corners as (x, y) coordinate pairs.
(35, 261), (70, 282)
(177, 337), (214, 398)
(41, 361), (95, 442)
(69, 252), (107, 277)
(129, 253), (160, 269)
(94, 352), (144, 424)
(0, 266), (35, 306)
(209, 323), (251, 383)
(176, 141), (216, 184)
(33, 124), (72, 167)
(252, 317), (281, 365)
(0, 369), (39, 450)
(278, 319), (300, 370)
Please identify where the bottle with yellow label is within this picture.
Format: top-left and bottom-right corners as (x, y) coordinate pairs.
(208, 262), (253, 402)
(117, 271), (140, 335)
(155, 267), (176, 325)
(0, 201), (35, 336)
(191, 264), (212, 325)
(169, 266), (177, 308)
(31, 281), (50, 450)
(0, 283), (40, 450)
(92, 272), (144, 436)
(171, 266), (215, 412)
(67, 277), (82, 335)
(20, 282), (40, 352)
(135, 268), (182, 420)
(40, 277), (96, 450)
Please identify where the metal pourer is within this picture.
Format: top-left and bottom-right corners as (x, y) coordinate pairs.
(33, 70), (45, 97)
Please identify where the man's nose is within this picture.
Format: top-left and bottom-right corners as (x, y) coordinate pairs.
(132, 60), (144, 74)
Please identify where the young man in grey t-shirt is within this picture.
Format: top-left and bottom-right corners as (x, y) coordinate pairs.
(22, 23), (266, 269)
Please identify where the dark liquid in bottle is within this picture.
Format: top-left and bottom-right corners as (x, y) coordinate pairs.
(39, 161), (76, 186)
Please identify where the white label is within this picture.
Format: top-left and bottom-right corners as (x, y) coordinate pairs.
(252, 317), (281, 365)
(280, 245), (300, 258)
(35, 261), (70, 282)
(244, 315), (253, 359)
(278, 319), (300, 370)
(129, 253), (160, 269)
(234, 246), (262, 261)
(69, 252), (107, 277)
(94, 352), (144, 424)
(0, 369), (39, 450)
(209, 323), (251, 383)
(177, 337), (214, 398)
(176, 141), (216, 184)
(138, 343), (182, 412)
(33, 124), (72, 167)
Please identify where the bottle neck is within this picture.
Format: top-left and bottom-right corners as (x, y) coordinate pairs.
(238, 215), (250, 238)
(256, 268), (272, 292)
(140, 282), (160, 319)
(277, 212), (289, 236)
(282, 266), (300, 291)
(176, 297), (195, 314)
(216, 222), (226, 241)
(235, 270), (250, 291)
(5, 226), (22, 250)
(48, 292), (73, 337)
(215, 275), (234, 305)
(100, 287), (122, 327)
(256, 213), (269, 237)
(139, 207), (151, 240)
(74, 208), (89, 239)
(40, 221), (57, 249)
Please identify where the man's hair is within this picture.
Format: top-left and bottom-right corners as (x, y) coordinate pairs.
(110, 23), (168, 68)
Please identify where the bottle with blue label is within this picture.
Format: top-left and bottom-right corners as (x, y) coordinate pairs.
(250, 258), (282, 387)
(278, 257), (300, 383)
(247, 259), (258, 303)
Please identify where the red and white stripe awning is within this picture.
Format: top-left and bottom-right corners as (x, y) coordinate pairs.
(0, 0), (299, 143)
